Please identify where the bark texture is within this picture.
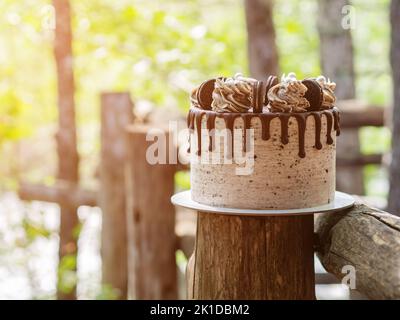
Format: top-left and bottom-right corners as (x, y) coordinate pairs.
(188, 213), (315, 300)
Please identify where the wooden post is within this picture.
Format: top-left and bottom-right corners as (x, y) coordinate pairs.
(187, 214), (315, 300)
(53, 0), (79, 300)
(388, 0), (400, 216)
(100, 93), (134, 299)
(317, 0), (363, 195)
(126, 125), (177, 299)
(244, 0), (279, 79)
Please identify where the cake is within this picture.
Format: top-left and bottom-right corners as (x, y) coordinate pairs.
(188, 73), (340, 210)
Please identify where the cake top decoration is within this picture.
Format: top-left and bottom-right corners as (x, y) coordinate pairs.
(316, 75), (336, 109)
(302, 78), (324, 111)
(211, 73), (256, 113)
(190, 72), (337, 113)
(267, 73), (310, 113)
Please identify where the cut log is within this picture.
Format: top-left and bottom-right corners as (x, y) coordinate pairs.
(187, 213), (315, 300)
(315, 202), (400, 299)
(53, 0), (79, 300)
(388, 0), (400, 216)
(244, 0), (279, 79)
(19, 182), (97, 207)
(99, 93), (134, 299)
(126, 125), (177, 299)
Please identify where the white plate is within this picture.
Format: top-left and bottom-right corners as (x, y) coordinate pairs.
(171, 190), (355, 216)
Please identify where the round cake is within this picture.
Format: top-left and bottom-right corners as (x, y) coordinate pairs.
(188, 73), (340, 210)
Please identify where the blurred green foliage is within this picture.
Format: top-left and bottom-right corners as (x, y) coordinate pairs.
(0, 0), (393, 192)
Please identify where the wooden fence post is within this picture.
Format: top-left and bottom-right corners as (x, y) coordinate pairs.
(187, 214), (315, 300)
(126, 125), (177, 299)
(100, 92), (134, 299)
(53, 0), (79, 300)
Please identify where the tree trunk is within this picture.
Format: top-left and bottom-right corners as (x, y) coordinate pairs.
(244, 0), (279, 79)
(317, 0), (362, 195)
(53, 0), (79, 300)
(126, 125), (177, 299)
(187, 213), (315, 300)
(317, 0), (355, 99)
(388, 0), (400, 216)
(100, 93), (134, 299)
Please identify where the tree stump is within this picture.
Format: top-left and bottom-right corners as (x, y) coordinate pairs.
(187, 213), (315, 300)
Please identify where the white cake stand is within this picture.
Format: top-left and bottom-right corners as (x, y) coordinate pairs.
(171, 190), (355, 216)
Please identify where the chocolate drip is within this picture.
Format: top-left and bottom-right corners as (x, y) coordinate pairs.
(195, 112), (205, 155)
(323, 111), (334, 145)
(187, 111), (195, 130)
(332, 108), (341, 136)
(187, 107), (341, 159)
(243, 114), (253, 152)
(260, 114), (274, 141)
(294, 114), (307, 158)
(312, 113), (322, 150)
(223, 114), (241, 159)
(280, 114), (290, 145)
(207, 113), (216, 151)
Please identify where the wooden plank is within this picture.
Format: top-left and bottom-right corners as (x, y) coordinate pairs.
(19, 182), (97, 207)
(188, 213), (315, 300)
(99, 93), (134, 299)
(244, 0), (279, 79)
(53, 0), (79, 300)
(126, 125), (177, 299)
(388, 0), (400, 216)
(315, 202), (400, 299)
(337, 154), (382, 167)
(338, 102), (385, 128)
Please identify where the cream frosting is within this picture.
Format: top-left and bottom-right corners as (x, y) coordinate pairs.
(316, 75), (336, 109)
(211, 73), (256, 113)
(267, 73), (310, 113)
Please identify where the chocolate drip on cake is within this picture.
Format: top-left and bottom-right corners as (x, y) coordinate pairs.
(187, 107), (340, 159)
(312, 113), (323, 150)
(223, 113), (241, 159)
(332, 108), (341, 136)
(207, 113), (216, 151)
(323, 110), (334, 145)
(279, 114), (290, 145)
(195, 111), (205, 155)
